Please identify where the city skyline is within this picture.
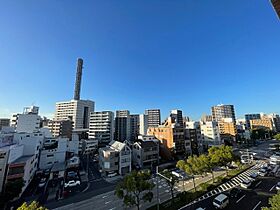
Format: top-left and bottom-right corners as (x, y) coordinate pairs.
(1, 0), (280, 119)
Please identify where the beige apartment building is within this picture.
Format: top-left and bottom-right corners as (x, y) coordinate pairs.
(147, 117), (186, 155)
(250, 118), (274, 131)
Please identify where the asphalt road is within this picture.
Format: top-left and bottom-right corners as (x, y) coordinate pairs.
(181, 176), (279, 210)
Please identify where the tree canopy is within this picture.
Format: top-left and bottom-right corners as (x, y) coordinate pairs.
(262, 192), (280, 210)
(17, 201), (47, 210)
(115, 170), (155, 210)
(274, 134), (280, 141)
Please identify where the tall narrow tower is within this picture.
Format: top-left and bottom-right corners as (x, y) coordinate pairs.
(74, 58), (83, 100)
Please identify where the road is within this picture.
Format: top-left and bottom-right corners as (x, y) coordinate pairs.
(181, 172), (279, 210)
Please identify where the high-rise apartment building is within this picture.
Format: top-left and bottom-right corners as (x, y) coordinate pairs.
(89, 111), (114, 145)
(54, 99), (94, 129)
(245, 114), (261, 130)
(130, 114), (139, 142)
(114, 110), (131, 142)
(170, 109), (183, 127)
(139, 114), (148, 135)
(0, 119), (10, 130)
(250, 118), (274, 131)
(145, 109), (161, 127)
(48, 119), (73, 138)
(211, 104), (236, 123)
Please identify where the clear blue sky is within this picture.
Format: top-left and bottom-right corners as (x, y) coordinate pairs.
(0, 0), (279, 120)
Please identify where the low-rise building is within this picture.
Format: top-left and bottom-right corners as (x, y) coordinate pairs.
(0, 118), (10, 130)
(99, 140), (131, 176)
(250, 118), (274, 131)
(132, 138), (159, 169)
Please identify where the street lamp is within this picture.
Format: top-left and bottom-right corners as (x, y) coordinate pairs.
(156, 166), (172, 210)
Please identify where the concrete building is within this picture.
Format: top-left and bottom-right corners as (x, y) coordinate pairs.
(0, 131), (42, 194)
(200, 121), (222, 147)
(114, 110), (131, 142)
(250, 118), (274, 131)
(201, 115), (213, 123)
(245, 114), (261, 130)
(147, 117), (186, 156)
(11, 106), (41, 133)
(132, 139), (159, 169)
(211, 104), (236, 123)
(185, 121), (203, 154)
(139, 114), (148, 135)
(145, 109), (161, 127)
(48, 119), (73, 138)
(268, 113), (280, 132)
(218, 118), (237, 143)
(89, 111), (114, 146)
(170, 109), (184, 127)
(99, 140), (131, 176)
(54, 99), (94, 129)
(0, 119), (10, 130)
(130, 114), (139, 142)
(80, 139), (98, 155)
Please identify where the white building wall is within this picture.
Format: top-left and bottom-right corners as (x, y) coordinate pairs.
(54, 100), (95, 129)
(200, 121), (222, 146)
(139, 114), (148, 135)
(13, 114), (41, 133)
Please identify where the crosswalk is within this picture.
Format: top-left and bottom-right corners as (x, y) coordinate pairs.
(179, 161), (266, 209)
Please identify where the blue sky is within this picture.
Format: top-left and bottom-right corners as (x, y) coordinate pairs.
(0, 0), (279, 120)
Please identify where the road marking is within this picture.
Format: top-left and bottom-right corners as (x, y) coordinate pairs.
(105, 201), (112, 205)
(236, 195), (246, 203)
(252, 201), (261, 210)
(270, 185), (276, 191)
(255, 181), (262, 187)
(109, 208), (116, 210)
(102, 195), (108, 198)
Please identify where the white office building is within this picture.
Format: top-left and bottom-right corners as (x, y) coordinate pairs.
(89, 111), (114, 145)
(200, 121), (222, 147)
(54, 99), (94, 129)
(11, 106), (41, 133)
(139, 114), (148, 135)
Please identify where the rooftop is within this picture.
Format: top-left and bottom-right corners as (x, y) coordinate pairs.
(12, 155), (33, 164)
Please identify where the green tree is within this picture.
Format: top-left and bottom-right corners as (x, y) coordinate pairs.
(178, 155), (203, 192)
(273, 134), (280, 141)
(198, 154), (215, 183)
(208, 145), (234, 175)
(161, 170), (179, 202)
(262, 192), (280, 210)
(17, 201), (48, 210)
(115, 170), (155, 210)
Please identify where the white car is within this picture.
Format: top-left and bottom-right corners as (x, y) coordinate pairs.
(107, 173), (117, 178)
(240, 179), (252, 189)
(213, 194), (229, 209)
(276, 182), (280, 190)
(64, 180), (80, 188)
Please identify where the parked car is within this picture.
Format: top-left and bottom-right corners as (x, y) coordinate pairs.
(229, 188), (242, 198)
(250, 173), (258, 181)
(38, 178), (46, 188)
(258, 168), (268, 177)
(276, 182), (280, 190)
(67, 171), (78, 178)
(64, 180), (80, 188)
(213, 194), (229, 209)
(240, 179), (252, 189)
(107, 173), (117, 178)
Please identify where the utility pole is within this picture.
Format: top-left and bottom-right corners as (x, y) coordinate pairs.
(156, 166), (159, 210)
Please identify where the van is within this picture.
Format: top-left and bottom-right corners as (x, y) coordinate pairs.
(213, 194), (229, 209)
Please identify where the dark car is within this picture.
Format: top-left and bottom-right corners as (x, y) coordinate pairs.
(229, 188), (242, 198)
